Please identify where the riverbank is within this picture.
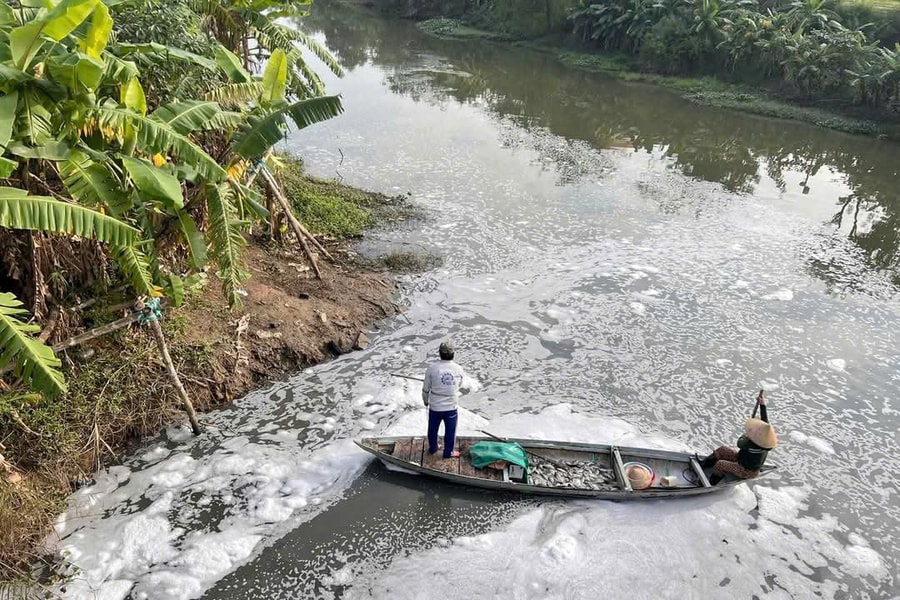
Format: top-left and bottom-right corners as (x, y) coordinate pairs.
(0, 165), (426, 585)
(349, 0), (900, 140)
(417, 16), (900, 140)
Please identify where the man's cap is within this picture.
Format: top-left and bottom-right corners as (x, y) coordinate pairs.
(439, 341), (454, 355)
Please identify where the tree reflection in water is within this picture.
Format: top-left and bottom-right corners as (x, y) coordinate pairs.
(298, 2), (900, 291)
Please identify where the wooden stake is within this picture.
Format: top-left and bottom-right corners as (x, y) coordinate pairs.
(260, 165), (333, 260)
(148, 317), (202, 435)
(135, 299), (202, 436)
(265, 185), (276, 239)
(37, 308), (59, 343)
(259, 167), (330, 279)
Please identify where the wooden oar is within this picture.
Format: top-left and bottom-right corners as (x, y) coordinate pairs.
(391, 373), (424, 382)
(751, 389), (765, 418)
(480, 430), (565, 467)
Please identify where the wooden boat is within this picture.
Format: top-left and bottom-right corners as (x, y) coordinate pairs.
(355, 435), (776, 499)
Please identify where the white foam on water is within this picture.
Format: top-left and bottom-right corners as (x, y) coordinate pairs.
(50, 383), (423, 600)
(630, 264), (660, 273)
(789, 431), (836, 455)
(763, 288), (794, 301)
(826, 358), (847, 371)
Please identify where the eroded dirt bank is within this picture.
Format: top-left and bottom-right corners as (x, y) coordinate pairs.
(0, 177), (421, 584)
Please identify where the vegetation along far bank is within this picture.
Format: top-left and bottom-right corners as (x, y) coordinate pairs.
(366, 0), (900, 137)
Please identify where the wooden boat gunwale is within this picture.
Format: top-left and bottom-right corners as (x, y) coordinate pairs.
(355, 435), (776, 499)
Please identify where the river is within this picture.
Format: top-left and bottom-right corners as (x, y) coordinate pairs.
(51, 3), (900, 599)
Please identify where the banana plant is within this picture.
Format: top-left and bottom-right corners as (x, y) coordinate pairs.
(1, 0), (234, 395)
(1, 0), (347, 397)
(190, 0), (343, 98)
(212, 46), (344, 160)
(0, 186), (143, 397)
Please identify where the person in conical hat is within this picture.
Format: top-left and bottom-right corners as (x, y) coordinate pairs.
(700, 392), (777, 485)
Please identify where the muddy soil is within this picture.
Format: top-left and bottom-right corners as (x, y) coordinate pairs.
(179, 237), (401, 410)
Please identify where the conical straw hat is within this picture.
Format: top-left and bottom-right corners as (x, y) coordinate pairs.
(745, 418), (778, 449)
(626, 464), (653, 490)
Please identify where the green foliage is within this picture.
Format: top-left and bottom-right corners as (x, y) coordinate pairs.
(112, 243), (161, 297)
(192, 0), (343, 98)
(111, 0), (222, 103)
(0, 187), (139, 246)
(121, 156), (184, 209)
(59, 150), (128, 214)
(231, 95), (344, 158)
(276, 155), (421, 239)
(85, 106), (228, 181)
(0, 0), (345, 400)
(205, 182), (248, 306)
(0, 292), (65, 398)
(261, 48), (288, 104)
(567, 0), (900, 109)
(282, 173), (373, 238)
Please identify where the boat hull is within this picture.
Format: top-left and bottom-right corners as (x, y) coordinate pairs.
(355, 435), (775, 500)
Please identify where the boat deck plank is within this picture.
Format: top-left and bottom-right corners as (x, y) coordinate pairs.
(412, 437), (426, 465)
(458, 439), (503, 481)
(423, 444), (459, 474)
(393, 438), (413, 462)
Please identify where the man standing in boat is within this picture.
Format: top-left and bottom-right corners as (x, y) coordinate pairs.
(702, 391), (777, 484)
(423, 341), (466, 459)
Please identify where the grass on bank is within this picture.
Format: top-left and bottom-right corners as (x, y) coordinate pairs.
(418, 17), (514, 41)
(277, 155), (422, 239)
(0, 318), (201, 582)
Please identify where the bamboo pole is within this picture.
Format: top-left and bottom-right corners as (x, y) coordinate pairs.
(149, 317), (202, 435)
(1, 312), (139, 380)
(135, 299), (202, 436)
(52, 312), (141, 352)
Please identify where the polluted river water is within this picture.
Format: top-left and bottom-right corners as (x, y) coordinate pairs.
(50, 5), (899, 599)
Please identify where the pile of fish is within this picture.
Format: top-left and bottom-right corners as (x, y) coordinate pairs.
(527, 456), (619, 490)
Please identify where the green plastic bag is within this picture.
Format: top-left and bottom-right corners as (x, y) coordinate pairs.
(469, 441), (529, 470)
